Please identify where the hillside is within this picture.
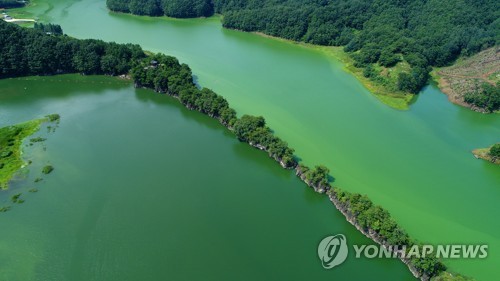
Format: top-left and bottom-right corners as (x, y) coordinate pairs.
(435, 47), (499, 113)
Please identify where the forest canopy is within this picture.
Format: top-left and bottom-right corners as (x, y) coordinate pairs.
(0, 20), (145, 77)
(107, 0), (499, 95)
(106, 0), (213, 17)
(0, 0), (26, 8)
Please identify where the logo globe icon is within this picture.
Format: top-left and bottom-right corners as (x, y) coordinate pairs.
(318, 234), (348, 269)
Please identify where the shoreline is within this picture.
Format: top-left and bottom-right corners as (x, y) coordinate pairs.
(430, 48), (499, 114)
(105, 7), (416, 110)
(327, 191), (425, 280)
(250, 31), (415, 110)
(431, 71), (488, 113)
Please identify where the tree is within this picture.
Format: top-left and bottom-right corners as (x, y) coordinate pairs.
(464, 83), (500, 112)
(490, 144), (500, 158)
(233, 115), (266, 142)
(379, 49), (399, 67)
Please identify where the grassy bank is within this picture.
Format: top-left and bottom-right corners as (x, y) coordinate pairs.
(0, 115), (58, 189)
(251, 31), (414, 110)
(320, 46), (415, 110)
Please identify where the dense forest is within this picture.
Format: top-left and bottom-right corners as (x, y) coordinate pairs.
(33, 22), (63, 35)
(107, 0), (498, 97)
(0, 20), (452, 279)
(0, 0), (26, 8)
(0, 21), (145, 77)
(106, 0), (213, 17)
(490, 144), (500, 158)
(464, 82), (500, 113)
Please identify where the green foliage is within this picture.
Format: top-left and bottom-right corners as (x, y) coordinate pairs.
(464, 83), (500, 112)
(0, 0), (26, 8)
(105, 0), (130, 13)
(129, 52), (295, 167)
(11, 193), (21, 203)
(42, 165), (54, 174)
(333, 188), (446, 277)
(0, 20), (146, 78)
(299, 164), (331, 188)
(46, 114), (60, 122)
(233, 115), (266, 142)
(489, 143), (500, 158)
(1, 150), (13, 158)
(232, 115), (296, 168)
(34, 23), (63, 35)
(162, 0), (213, 18)
(30, 137), (46, 143)
(379, 49), (400, 67)
(363, 65), (376, 78)
(131, 0), (162, 16)
(397, 67), (429, 94)
(412, 253), (447, 277)
(107, 0), (213, 18)
(0, 120), (43, 189)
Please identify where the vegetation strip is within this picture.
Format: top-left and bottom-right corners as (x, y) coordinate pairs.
(0, 20), (461, 280)
(0, 114), (59, 189)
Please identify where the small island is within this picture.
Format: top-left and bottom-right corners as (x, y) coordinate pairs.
(0, 114), (59, 190)
(473, 143), (500, 165)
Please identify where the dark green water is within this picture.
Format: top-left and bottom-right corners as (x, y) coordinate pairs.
(0, 76), (414, 280)
(3, 0), (500, 279)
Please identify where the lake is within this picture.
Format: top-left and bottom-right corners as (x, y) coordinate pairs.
(3, 0), (500, 279)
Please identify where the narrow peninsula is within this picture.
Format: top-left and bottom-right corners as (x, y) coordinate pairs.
(0, 19), (471, 280)
(473, 143), (500, 165)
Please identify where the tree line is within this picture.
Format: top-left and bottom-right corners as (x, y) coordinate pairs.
(0, 21), (145, 77)
(0, 20), (451, 279)
(131, 54), (297, 168)
(107, 0), (498, 95)
(464, 82), (500, 113)
(333, 189), (447, 278)
(0, 0), (26, 8)
(34, 23), (63, 35)
(106, 0), (213, 18)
